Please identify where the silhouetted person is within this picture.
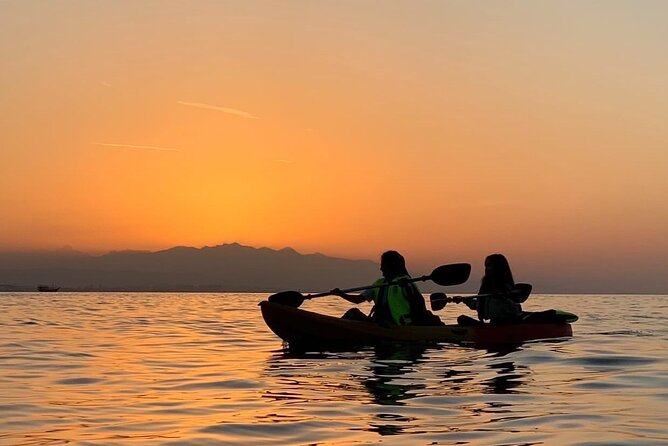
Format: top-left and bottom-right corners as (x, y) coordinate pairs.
(458, 253), (523, 325)
(331, 250), (440, 326)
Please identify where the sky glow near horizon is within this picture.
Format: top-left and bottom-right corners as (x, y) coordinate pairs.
(1, 1), (667, 291)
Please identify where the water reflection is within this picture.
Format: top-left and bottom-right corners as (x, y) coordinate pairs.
(362, 344), (427, 436)
(483, 360), (530, 394)
(364, 343), (428, 406)
(266, 343), (535, 401)
(263, 341), (538, 438)
(480, 345), (531, 394)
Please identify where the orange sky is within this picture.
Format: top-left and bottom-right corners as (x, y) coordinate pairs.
(1, 2), (667, 289)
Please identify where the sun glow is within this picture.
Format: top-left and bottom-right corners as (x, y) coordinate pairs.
(1, 2), (667, 290)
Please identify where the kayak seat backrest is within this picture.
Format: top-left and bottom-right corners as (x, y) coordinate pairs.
(511, 283), (532, 303)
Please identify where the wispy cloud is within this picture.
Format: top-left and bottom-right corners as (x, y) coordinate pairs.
(177, 101), (259, 119)
(101, 81), (112, 88)
(273, 159), (294, 164)
(458, 200), (517, 209)
(92, 142), (180, 152)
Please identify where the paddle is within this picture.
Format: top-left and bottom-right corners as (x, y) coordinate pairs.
(268, 262), (472, 308)
(430, 283), (533, 311)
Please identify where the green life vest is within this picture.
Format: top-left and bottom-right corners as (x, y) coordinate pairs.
(370, 275), (415, 326)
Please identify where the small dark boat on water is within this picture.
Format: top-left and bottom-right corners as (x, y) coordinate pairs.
(37, 285), (60, 292)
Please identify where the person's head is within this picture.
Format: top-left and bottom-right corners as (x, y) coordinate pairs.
(484, 253), (514, 285)
(380, 250), (408, 279)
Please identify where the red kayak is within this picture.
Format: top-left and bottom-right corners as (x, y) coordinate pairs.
(260, 300), (574, 347)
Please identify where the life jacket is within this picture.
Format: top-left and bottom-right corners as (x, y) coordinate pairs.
(477, 278), (522, 322)
(370, 275), (416, 326)
(477, 295), (522, 322)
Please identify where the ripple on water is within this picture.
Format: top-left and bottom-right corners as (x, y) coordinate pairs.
(55, 377), (105, 385)
(574, 380), (634, 390)
(568, 354), (659, 370)
(200, 420), (350, 445)
(171, 379), (263, 391)
(0, 403), (38, 413)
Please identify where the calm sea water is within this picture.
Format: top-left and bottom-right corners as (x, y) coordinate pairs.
(1, 293), (667, 445)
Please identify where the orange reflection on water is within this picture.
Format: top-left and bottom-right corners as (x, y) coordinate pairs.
(1, 293), (667, 445)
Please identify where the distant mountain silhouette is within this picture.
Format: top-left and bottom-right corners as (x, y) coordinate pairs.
(0, 243), (381, 292)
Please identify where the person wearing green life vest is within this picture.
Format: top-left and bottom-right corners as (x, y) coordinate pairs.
(331, 250), (442, 326)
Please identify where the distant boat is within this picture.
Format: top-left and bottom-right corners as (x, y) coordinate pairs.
(37, 285), (60, 292)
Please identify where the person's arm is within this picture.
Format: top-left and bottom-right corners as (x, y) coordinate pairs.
(330, 288), (371, 304)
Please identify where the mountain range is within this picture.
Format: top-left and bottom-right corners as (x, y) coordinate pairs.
(0, 243), (382, 292)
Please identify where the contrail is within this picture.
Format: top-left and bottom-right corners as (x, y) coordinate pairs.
(92, 142), (180, 152)
(177, 101), (259, 119)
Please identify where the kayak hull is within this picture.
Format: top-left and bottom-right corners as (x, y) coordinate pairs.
(259, 300), (573, 347)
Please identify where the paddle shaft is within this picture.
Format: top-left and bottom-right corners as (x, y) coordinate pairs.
(437, 294), (475, 304)
(431, 285), (532, 311)
(442, 289), (534, 302)
(305, 274), (432, 300)
(268, 262), (471, 308)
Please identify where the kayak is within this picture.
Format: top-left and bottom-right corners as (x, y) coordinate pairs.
(259, 300), (574, 348)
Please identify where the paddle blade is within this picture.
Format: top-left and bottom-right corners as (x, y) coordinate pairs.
(430, 263), (471, 286)
(268, 291), (306, 307)
(430, 292), (448, 311)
